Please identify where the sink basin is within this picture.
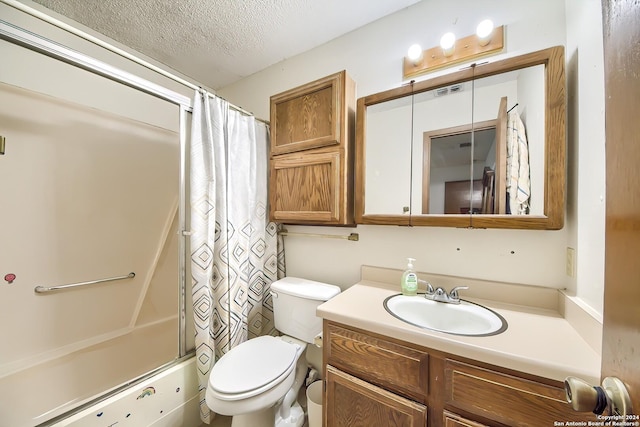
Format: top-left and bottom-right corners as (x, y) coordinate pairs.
(383, 294), (507, 336)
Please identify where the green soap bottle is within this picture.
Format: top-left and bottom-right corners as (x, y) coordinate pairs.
(401, 257), (418, 296)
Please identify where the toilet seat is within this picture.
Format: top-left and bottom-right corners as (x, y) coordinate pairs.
(209, 336), (300, 401)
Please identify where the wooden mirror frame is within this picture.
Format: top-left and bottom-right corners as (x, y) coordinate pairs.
(355, 46), (565, 229)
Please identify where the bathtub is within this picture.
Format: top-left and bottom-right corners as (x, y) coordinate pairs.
(51, 357), (201, 427)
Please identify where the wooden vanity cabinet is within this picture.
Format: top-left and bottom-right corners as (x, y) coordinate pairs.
(269, 71), (356, 225)
(324, 321), (597, 427)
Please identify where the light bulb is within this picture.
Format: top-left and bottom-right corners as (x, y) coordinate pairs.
(440, 32), (456, 57)
(476, 19), (494, 46)
(407, 44), (423, 64)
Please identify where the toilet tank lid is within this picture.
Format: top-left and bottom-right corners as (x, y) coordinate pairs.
(271, 277), (341, 301)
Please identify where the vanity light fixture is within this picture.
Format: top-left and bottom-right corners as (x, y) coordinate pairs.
(402, 23), (505, 80)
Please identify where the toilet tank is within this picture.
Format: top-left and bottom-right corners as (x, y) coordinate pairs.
(270, 277), (341, 344)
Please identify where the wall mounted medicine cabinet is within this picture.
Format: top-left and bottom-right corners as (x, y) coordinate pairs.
(355, 46), (566, 229)
(270, 71), (356, 225)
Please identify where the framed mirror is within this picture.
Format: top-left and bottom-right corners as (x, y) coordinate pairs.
(355, 46), (565, 229)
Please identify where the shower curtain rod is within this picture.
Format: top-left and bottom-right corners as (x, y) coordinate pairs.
(1, 0), (269, 125)
(217, 93), (270, 125)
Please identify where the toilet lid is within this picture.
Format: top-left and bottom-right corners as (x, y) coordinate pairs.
(210, 336), (298, 395)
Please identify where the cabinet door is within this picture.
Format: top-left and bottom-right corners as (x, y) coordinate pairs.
(270, 149), (346, 224)
(326, 365), (427, 427)
(270, 71), (347, 155)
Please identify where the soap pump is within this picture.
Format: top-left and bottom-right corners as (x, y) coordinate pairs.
(401, 258), (418, 296)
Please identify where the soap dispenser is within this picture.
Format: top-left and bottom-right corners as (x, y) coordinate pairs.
(401, 258), (418, 296)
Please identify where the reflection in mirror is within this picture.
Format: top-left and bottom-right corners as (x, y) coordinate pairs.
(364, 96), (413, 215)
(471, 65), (546, 216)
(408, 64), (545, 217)
(405, 83), (473, 217)
(423, 124), (496, 214)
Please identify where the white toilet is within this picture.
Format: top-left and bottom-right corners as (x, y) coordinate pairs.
(206, 277), (341, 427)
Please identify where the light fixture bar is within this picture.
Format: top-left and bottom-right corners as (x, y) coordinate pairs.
(403, 25), (505, 80)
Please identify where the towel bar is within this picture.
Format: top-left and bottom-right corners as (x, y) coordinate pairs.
(277, 229), (359, 241)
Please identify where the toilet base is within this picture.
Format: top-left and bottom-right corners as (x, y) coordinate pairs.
(230, 406), (275, 427)
(228, 401), (304, 427)
(275, 401), (304, 427)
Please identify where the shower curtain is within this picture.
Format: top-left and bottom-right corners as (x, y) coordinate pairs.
(190, 90), (285, 423)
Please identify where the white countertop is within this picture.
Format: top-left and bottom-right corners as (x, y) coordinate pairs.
(317, 279), (601, 384)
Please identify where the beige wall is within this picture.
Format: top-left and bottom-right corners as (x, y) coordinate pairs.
(218, 0), (606, 316)
(564, 0), (606, 319)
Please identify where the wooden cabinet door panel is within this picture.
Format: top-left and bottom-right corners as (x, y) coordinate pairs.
(270, 150), (341, 223)
(444, 359), (597, 426)
(270, 72), (343, 155)
(326, 365), (427, 427)
(326, 323), (429, 401)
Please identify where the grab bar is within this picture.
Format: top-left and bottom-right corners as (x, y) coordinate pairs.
(34, 272), (135, 294)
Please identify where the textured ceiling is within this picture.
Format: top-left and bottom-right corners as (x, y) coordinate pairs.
(30, 0), (421, 90)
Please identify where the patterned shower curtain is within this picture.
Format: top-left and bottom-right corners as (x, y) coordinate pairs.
(189, 90), (285, 424)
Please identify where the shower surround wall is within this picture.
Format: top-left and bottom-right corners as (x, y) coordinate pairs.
(0, 3), (193, 424)
(0, 81), (179, 425)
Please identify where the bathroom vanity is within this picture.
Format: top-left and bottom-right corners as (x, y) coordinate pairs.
(318, 267), (601, 427)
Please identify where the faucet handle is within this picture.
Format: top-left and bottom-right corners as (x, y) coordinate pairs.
(448, 286), (469, 300)
(419, 279), (434, 295)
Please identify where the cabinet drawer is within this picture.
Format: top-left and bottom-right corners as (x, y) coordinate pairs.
(444, 359), (597, 426)
(326, 323), (429, 401)
(326, 365), (427, 427)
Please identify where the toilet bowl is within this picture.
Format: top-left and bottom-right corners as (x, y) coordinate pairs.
(206, 336), (307, 427)
(205, 277), (341, 427)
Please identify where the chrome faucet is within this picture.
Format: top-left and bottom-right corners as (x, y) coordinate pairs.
(421, 280), (469, 304)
